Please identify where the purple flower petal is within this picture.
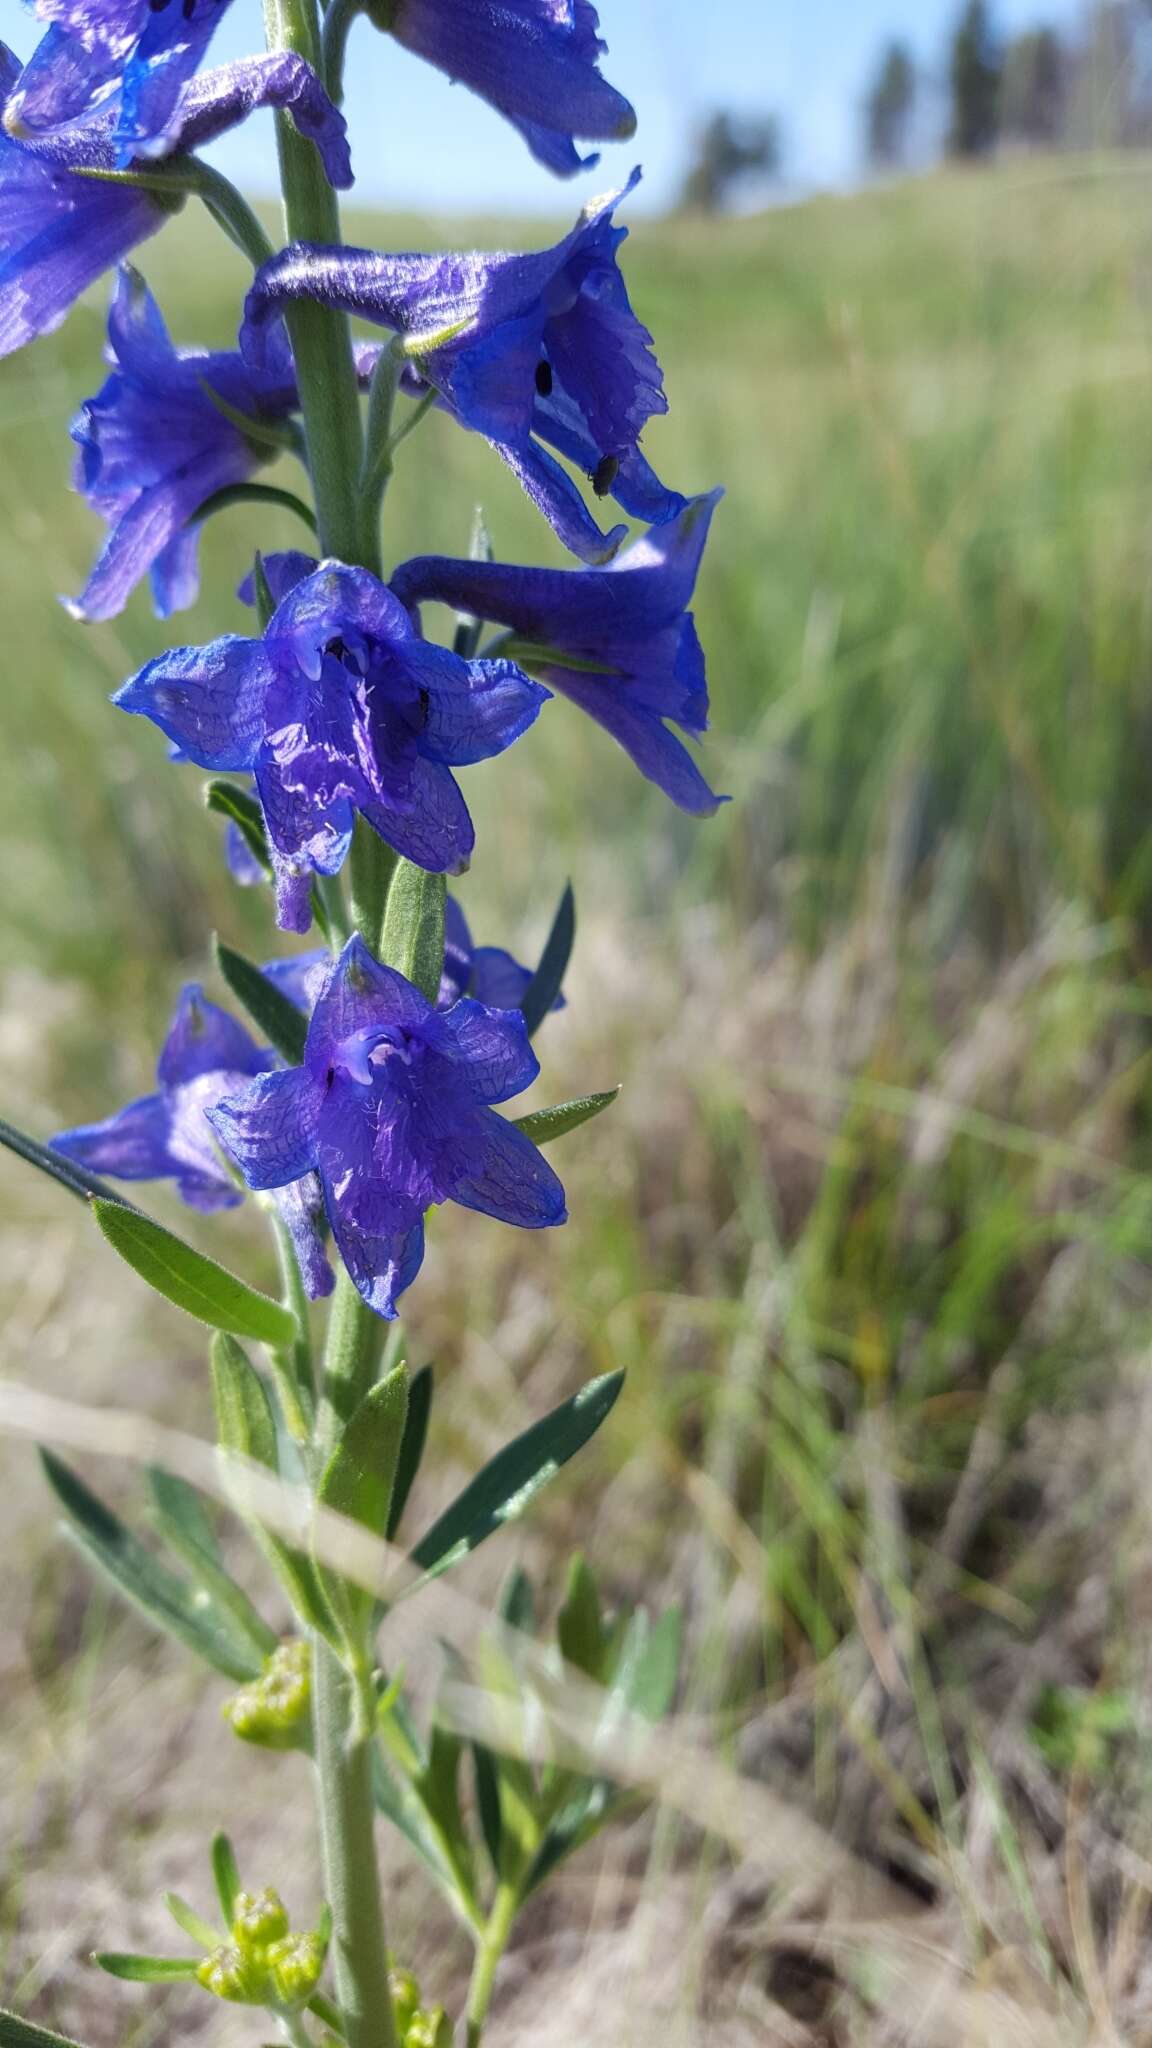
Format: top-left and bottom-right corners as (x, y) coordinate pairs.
(439, 996), (539, 1104)
(157, 983), (269, 1087)
(115, 636), (273, 771)
(273, 1172), (335, 1299)
(386, 0), (634, 176)
(208, 1067), (325, 1190)
(448, 1107), (567, 1228)
(53, 1089), (177, 1183)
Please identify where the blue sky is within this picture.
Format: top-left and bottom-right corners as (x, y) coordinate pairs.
(6, 0), (1090, 213)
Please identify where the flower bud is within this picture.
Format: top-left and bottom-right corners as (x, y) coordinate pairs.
(232, 1888), (291, 1951)
(266, 1932), (325, 2007)
(197, 1942), (268, 2004)
(405, 2010), (451, 2048)
(388, 1966), (420, 2033)
(224, 1639), (312, 1751)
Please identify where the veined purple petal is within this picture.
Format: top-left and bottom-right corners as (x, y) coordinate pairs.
(208, 1066), (325, 1190)
(439, 893), (474, 1006)
(541, 662), (723, 814)
(449, 1107), (567, 1228)
(439, 996), (539, 1103)
(359, 756), (474, 875)
(261, 949), (329, 1013)
(237, 550), (319, 609)
(401, 641), (549, 767)
(115, 636), (273, 771)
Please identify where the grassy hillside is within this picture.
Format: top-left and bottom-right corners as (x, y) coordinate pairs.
(4, 157), (1152, 2044)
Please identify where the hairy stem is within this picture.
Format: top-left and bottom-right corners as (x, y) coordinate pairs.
(464, 1879), (521, 2048)
(262, 0), (369, 569)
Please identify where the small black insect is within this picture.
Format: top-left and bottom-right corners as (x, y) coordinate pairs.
(592, 454), (620, 498)
(534, 359), (554, 398)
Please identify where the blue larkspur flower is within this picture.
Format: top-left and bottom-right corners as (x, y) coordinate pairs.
(114, 560), (550, 932)
(69, 267), (302, 621)
(208, 936), (566, 1319)
(368, 0), (635, 178)
(241, 169), (684, 564)
(260, 893), (566, 1016)
(393, 490), (725, 813)
(51, 983), (334, 1297)
(8, 0), (236, 163)
(0, 45), (351, 358)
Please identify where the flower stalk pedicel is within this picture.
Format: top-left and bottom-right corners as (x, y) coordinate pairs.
(0, 0), (721, 2042)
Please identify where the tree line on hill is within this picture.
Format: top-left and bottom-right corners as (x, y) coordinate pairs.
(680, 1), (1152, 212)
(867, 0), (1152, 171)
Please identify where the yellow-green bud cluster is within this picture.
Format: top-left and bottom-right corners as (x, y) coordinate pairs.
(223, 1639), (311, 1750)
(387, 1962), (449, 2047)
(196, 1888), (325, 2011)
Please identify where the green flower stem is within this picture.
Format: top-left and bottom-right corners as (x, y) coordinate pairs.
(311, 1641), (396, 2048)
(261, 4), (397, 2045)
(464, 1879), (521, 2048)
(262, 0), (370, 571)
(349, 825), (399, 952)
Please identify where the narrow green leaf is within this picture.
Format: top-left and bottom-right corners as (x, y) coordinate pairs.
(380, 863), (446, 1003)
(499, 1566), (536, 1636)
(214, 936), (308, 1066)
(387, 1364), (433, 1540)
(204, 780), (271, 878)
(163, 1893), (219, 1950)
(621, 1608), (682, 1722)
(520, 883), (574, 1036)
(557, 1554), (605, 1680)
(191, 481), (317, 536)
(93, 1199), (297, 1347)
(370, 1747), (458, 1896)
(92, 1954), (200, 1983)
(472, 1742), (503, 1874)
(210, 1334), (335, 1639)
(514, 1089), (619, 1148)
(40, 1453), (262, 1683)
(318, 1367), (408, 1542)
(0, 1112), (127, 1206)
(409, 1370), (625, 1578)
(0, 2011), (86, 2048)
(316, 1366), (407, 1630)
(211, 1833), (242, 1922)
(148, 1469), (277, 1662)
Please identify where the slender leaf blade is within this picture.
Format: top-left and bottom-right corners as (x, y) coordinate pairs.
(409, 1371), (625, 1576)
(211, 1833), (242, 1922)
(93, 1955), (199, 1983)
(148, 1468), (277, 1661)
(214, 936), (307, 1066)
(203, 779), (271, 876)
(163, 1893), (219, 1950)
(0, 1113), (127, 1206)
(387, 1364), (433, 1540)
(316, 1366), (407, 1628)
(0, 2012), (86, 2048)
(40, 1453), (262, 1682)
(520, 883), (574, 1036)
(93, 1199), (297, 1347)
(515, 1090), (619, 1148)
(210, 1335), (334, 1638)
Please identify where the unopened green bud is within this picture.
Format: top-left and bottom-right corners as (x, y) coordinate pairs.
(224, 1639), (312, 1750)
(232, 1888), (290, 1951)
(388, 1966), (420, 2032)
(197, 1942), (268, 2004)
(266, 1932), (325, 2007)
(405, 2010), (451, 2048)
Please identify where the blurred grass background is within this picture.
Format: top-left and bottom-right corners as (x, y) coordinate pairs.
(6, 158), (1152, 2043)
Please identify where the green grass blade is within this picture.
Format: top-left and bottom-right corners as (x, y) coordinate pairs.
(214, 936), (308, 1066)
